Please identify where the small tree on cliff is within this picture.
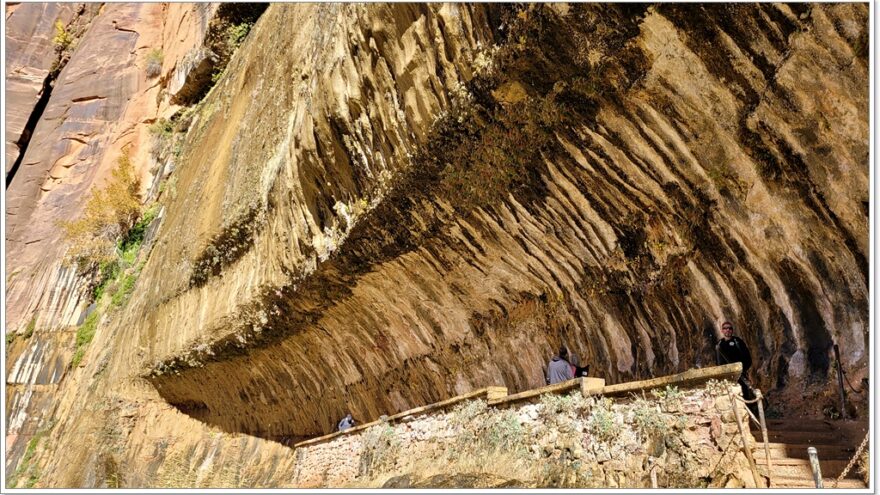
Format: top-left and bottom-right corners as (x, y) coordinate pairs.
(61, 152), (141, 273)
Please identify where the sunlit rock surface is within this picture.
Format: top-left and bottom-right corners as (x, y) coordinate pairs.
(142, 3), (867, 438)
(5, 3), (78, 173)
(4, 3), (868, 488)
(4, 2), (226, 485)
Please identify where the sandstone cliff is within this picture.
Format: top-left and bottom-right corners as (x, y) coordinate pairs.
(4, 3), (869, 488)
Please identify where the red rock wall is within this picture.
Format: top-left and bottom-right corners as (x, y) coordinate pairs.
(4, 2), (224, 484)
(4, 4), (221, 335)
(5, 3), (79, 172)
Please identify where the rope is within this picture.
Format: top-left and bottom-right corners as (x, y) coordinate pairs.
(731, 393), (762, 427)
(833, 432), (869, 488)
(841, 368), (866, 395)
(734, 395), (762, 404)
(731, 390), (772, 486)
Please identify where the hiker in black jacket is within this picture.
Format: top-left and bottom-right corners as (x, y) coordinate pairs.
(716, 321), (758, 414)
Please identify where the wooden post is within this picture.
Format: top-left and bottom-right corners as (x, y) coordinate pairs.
(649, 461), (658, 489)
(833, 344), (848, 420)
(755, 390), (771, 487)
(580, 377), (605, 397)
(807, 446), (823, 488)
(730, 389), (763, 488)
(485, 386), (509, 402)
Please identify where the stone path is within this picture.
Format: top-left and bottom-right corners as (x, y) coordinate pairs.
(751, 418), (868, 488)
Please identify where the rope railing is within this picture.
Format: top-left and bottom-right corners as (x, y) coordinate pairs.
(841, 368), (865, 395)
(728, 389), (766, 487)
(731, 382), (868, 489)
(731, 389), (771, 487)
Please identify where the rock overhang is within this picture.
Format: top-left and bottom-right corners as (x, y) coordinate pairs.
(127, 3), (868, 440)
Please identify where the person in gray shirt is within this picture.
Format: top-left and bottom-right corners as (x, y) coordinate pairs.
(338, 413), (355, 431)
(546, 346), (575, 384)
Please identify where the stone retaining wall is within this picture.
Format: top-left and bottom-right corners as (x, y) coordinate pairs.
(291, 364), (759, 488)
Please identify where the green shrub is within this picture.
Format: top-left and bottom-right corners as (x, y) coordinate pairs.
(75, 312), (98, 348)
(586, 397), (617, 442)
(24, 470), (40, 489)
(110, 266), (141, 310)
(539, 391), (584, 418)
(483, 409), (526, 453)
(145, 48), (163, 77)
(207, 22), (253, 85)
(448, 399), (488, 448)
(71, 310), (100, 367)
(446, 399), (531, 459)
(148, 118), (175, 159)
(118, 204), (159, 266)
(148, 118), (173, 138)
(60, 153), (141, 273)
(23, 316), (37, 339)
(71, 348), (85, 369)
(651, 385), (684, 412)
(52, 20), (72, 51)
(92, 260), (120, 301)
(631, 395), (669, 438)
(226, 22), (253, 50)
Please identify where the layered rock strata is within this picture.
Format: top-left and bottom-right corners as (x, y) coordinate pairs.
(5, 2), (78, 174)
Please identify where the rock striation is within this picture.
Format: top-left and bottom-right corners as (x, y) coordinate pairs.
(141, 3), (868, 439)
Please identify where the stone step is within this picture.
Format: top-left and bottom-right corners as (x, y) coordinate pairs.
(752, 442), (856, 460)
(757, 419), (868, 436)
(763, 430), (857, 445)
(770, 475), (866, 489)
(755, 458), (851, 478)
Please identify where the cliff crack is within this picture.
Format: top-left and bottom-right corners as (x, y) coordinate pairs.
(6, 70), (56, 189)
(6, 6), (95, 189)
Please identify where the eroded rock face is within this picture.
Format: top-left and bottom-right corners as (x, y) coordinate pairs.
(167, 3), (267, 104)
(124, 2), (499, 437)
(139, 3), (867, 440)
(4, 3), (227, 337)
(6, 3), (156, 336)
(3, 3), (869, 488)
